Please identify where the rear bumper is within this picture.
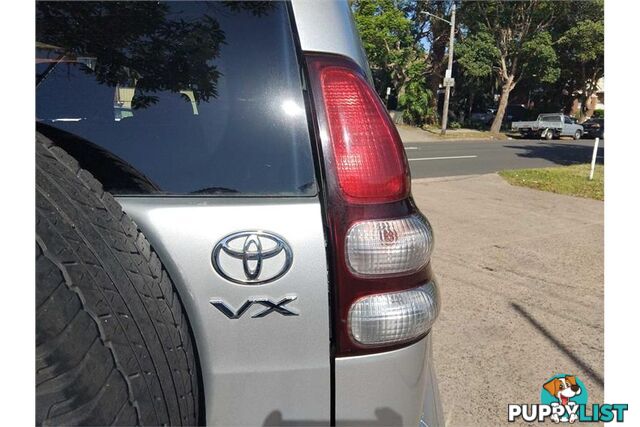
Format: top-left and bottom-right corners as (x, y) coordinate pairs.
(335, 334), (443, 426)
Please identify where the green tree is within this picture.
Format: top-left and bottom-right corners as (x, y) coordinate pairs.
(398, 61), (434, 125)
(404, 1), (456, 124)
(353, 0), (457, 124)
(457, 31), (500, 79)
(455, 31), (501, 122)
(457, 1), (562, 134)
(555, 0), (604, 121)
(352, 0), (417, 98)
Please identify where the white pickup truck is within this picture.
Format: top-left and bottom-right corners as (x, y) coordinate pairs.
(512, 113), (584, 140)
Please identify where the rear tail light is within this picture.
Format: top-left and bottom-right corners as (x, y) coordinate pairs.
(320, 68), (409, 203)
(349, 281), (439, 346)
(305, 54), (440, 356)
(346, 214), (433, 276)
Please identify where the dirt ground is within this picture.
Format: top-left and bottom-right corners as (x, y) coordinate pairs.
(412, 174), (604, 426)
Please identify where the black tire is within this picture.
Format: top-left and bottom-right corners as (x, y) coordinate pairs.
(36, 134), (200, 426)
(543, 129), (554, 140)
(574, 130), (582, 140)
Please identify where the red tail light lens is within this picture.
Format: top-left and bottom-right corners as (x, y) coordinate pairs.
(319, 67), (409, 203)
(306, 54), (438, 356)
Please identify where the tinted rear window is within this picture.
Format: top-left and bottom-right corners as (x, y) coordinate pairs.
(36, 1), (316, 196)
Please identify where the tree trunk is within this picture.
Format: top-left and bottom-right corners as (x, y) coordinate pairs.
(397, 82), (406, 100)
(581, 93), (597, 122)
(490, 75), (514, 134)
(427, 64), (443, 124)
(569, 98), (580, 117)
(426, 19), (448, 125)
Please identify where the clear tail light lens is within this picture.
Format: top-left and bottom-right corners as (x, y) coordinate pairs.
(346, 214), (433, 276)
(349, 281), (440, 345)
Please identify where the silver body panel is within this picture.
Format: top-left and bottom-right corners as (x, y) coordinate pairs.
(118, 197), (331, 426)
(290, 0), (371, 77)
(335, 335), (443, 427)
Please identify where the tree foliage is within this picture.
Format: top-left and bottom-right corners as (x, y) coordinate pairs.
(352, 0), (417, 98)
(555, 0), (604, 120)
(405, 1), (456, 124)
(456, 30), (500, 78)
(398, 62), (434, 126)
(352, 0), (604, 131)
(352, 0), (454, 123)
(457, 0), (562, 133)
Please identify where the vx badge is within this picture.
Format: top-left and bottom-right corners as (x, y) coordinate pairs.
(210, 297), (299, 319)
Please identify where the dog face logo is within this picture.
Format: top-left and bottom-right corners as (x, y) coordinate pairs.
(543, 376), (582, 406)
(541, 375), (588, 423)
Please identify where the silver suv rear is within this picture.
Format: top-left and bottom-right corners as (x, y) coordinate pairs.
(35, 1), (442, 426)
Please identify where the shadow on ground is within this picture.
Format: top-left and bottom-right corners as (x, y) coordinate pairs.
(511, 302), (604, 388)
(504, 143), (604, 166)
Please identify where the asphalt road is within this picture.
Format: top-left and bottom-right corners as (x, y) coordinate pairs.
(404, 138), (605, 179)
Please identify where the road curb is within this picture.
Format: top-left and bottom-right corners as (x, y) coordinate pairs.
(411, 174), (490, 184)
(403, 138), (508, 144)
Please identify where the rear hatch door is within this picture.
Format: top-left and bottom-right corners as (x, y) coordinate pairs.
(35, 2), (331, 425)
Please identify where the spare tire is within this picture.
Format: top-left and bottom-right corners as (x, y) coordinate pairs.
(36, 134), (200, 426)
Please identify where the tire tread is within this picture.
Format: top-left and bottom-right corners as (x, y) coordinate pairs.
(36, 134), (199, 426)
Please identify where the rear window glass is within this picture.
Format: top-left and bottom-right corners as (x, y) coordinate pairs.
(36, 1), (317, 196)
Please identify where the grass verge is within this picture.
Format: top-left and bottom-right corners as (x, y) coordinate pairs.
(498, 164), (604, 201)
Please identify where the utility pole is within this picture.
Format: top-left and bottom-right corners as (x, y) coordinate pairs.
(440, 4), (456, 136)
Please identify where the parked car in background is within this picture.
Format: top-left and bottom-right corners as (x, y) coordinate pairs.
(35, 1), (442, 426)
(470, 104), (527, 128)
(470, 108), (496, 126)
(512, 113), (584, 140)
(582, 117), (605, 138)
(504, 104), (528, 123)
